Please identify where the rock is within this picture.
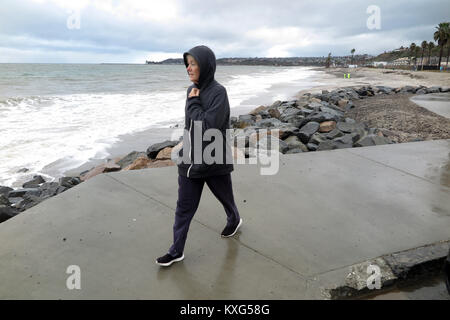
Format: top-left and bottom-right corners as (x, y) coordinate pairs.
(337, 99), (349, 109)
(400, 85), (417, 93)
(267, 108), (281, 119)
(17, 168), (29, 173)
(146, 140), (179, 159)
(0, 186), (13, 197)
(440, 87), (450, 92)
(297, 121), (320, 144)
(80, 163), (108, 181)
(285, 148), (303, 154)
(354, 135), (376, 147)
(306, 143), (318, 151)
(309, 132), (328, 145)
(123, 156), (153, 170)
(283, 136), (308, 152)
(426, 86), (441, 93)
(16, 194), (51, 212)
(298, 112), (340, 128)
(270, 100), (283, 109)
(230, 116), (238, 127)
(345, 117), (356, 124)
(8, 188), (41, 198)
(255, 118), (283, 128)
(320, 106), (344, 118)
(103, 161), (121, 173)
(156, 147), (173, 160)
(255, 115), (262, 122)
(279, 108), (303, 122)
(116, 151), (147, 169)
(332, 134), (359, 149)
(317, 140), (339, 151)
(249, 105), (268, 116)
(59, 176), (81, 188)
(39, 182), (61, 197)
(22, 175), (46, 188)
(372, 136), (392, 145)
(319, 121), (336, 133)
(0, 205), (20, 223)
(325, 128), (344, 139)
(0, 194), (10, 206)
(146, 159), (175, 168)
(336, 121), (366, 134)
(415, 89), (427, 95)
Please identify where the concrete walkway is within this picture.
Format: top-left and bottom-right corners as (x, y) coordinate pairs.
(410, 92), (450, 118)
(0, 139), (449, 299)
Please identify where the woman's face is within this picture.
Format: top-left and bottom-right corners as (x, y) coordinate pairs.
(186, 55), (200, 84)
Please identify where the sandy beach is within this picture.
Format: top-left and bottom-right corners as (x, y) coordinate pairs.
(296, 67), (450, 97)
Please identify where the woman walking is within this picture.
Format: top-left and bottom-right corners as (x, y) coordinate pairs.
(156, 45), (242, 267)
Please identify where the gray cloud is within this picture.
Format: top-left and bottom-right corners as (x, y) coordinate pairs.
(0, 0), (448, 63)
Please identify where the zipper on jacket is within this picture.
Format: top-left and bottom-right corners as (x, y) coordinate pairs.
(187, 118), (193, 177)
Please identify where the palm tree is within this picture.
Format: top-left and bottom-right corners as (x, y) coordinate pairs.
(420, 40), (427, 70)
(434, 22), (450, 69)
(325, 52), (332, 68)
(351, 48), (355, 65)
(427, 41), (435, 66)
(409, 43), (416, 66)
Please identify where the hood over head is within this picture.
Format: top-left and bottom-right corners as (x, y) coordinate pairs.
(183, 45), (216, 90)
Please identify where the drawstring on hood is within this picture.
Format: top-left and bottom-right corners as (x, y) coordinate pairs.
(183, 45), (216, 90)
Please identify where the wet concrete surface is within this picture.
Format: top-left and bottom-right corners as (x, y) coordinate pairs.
(411, 92), (450, 118)
(0, 139), (449, 299)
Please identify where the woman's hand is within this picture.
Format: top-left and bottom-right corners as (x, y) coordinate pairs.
(188, 88), (200, 98)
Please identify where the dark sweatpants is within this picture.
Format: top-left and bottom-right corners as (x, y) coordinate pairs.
(168, 173), (240, 257)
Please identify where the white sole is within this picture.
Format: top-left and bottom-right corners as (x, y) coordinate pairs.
(156, 253), (184, 267)
(221, 218), (243, 238)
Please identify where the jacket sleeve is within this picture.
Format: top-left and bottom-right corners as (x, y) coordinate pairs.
(186, 87), (228, 131)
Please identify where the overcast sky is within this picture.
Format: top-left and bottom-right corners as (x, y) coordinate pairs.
(0, 0), (448, 63)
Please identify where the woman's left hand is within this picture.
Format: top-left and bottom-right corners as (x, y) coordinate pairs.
(189, 88), (200, 98)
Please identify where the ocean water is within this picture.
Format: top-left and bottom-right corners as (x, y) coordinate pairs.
(0, 63), (319, 188)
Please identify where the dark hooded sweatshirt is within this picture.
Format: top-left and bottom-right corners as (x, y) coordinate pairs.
(177, 45), (234, 178)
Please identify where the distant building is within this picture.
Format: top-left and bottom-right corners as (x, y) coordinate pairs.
(348, 64), (358, 68)
(390, 57), (409, 66)
(373, 61), (388, 67)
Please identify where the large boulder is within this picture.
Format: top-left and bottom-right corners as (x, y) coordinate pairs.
(0, 205), (20, 223)
(319, 121), (336, 133)
(255, 118), (283, 128)
(59, 176), (82, 188)
(22, 175), (46, 188)
(283, 135), (308, 152)
(8, 188), (41, 198)
(297, 121), (320, 144)
(146, 140), (179, 159)
(116, 151), (147, 169)
(325, 128), (344, 139)
(0, 186), (13, 197)
(298, 112), (340, 128)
